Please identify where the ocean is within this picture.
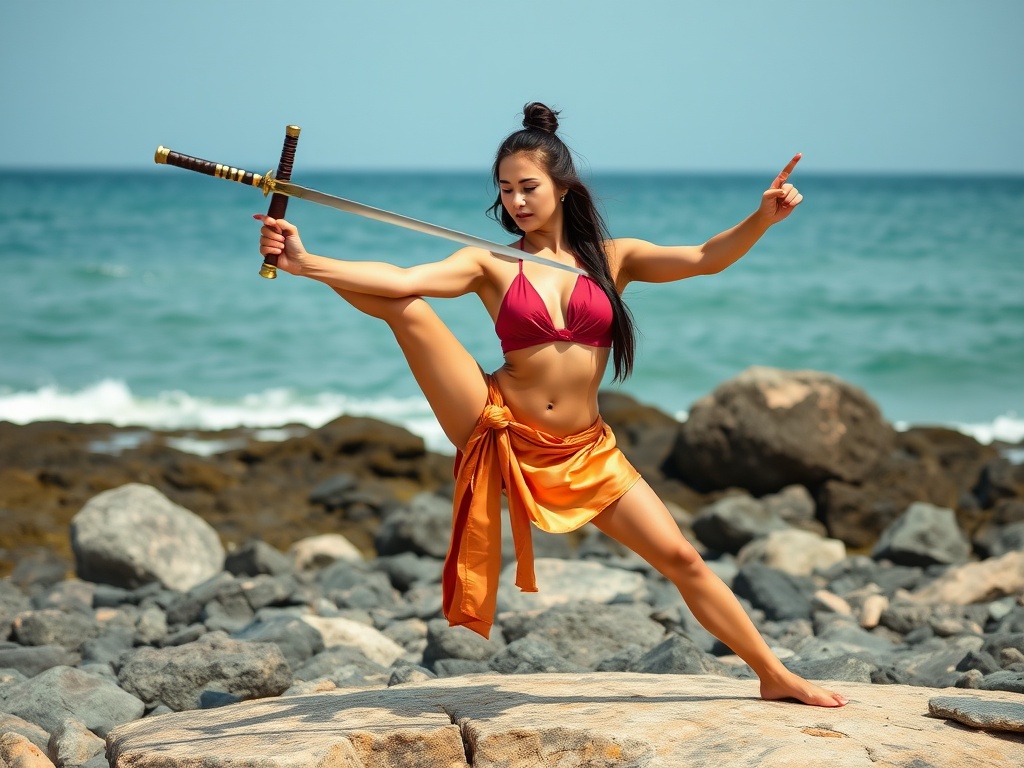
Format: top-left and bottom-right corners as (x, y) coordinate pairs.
(2, 168), (1022, 455)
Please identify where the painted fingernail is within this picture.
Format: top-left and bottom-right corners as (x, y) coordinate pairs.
(252, 214), (264, 220)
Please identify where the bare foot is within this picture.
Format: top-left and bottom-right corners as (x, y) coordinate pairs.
(759, 669), (849, 708)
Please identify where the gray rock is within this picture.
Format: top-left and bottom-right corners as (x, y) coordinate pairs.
(0, 643), (80, 677)
(872, 502), (971, 567)
(929, 694), (1024, 733)
(374, 492), (452, 559)
(117, 631), (292, 711)
(629, 633), (725, 676)
(668, 366), (894, 495)
(381, 617), (428, 655)
(784, 655), (875, 683)
(1, 665), (144, 737)
(387, 664), (436, 686)
(488, 637), (587, 674)
(595, 644), (647, 672)
(897, 635), (986, 688)
(70, 483), (224, 591)
(293, 646), (389, 686)
(232, 616), (325, 670)
(224, 539), (293, 577)
(314, 560), (401, 610)
(134, 605), (168, 646)
(692, 494), (789, 554)
(308, 473), (359, 510)
(879, 601), (934, 635)
(794, 620), (897, 663)
(501, 603), (666, 670)
(238, 574), (298, 612)
(957, 650), (1001, 676)
(92, 584), (135, 609)
(373, 553), (443, 592)
(732, 563), (814, 621)
(159, 623), (206, 647)
(736, 529), (846, 577)
(496, 558), (647, 613)
(422, 618), (506, 667)
(32, 580), (94, 615)
(11, 609), (99, 651)
(0, 581), (31, 641)
(980, 671), (1024, 694)
(79, 629), (135, 668)
(48, 718), (106, 768)
(164, 572), (242, 627)
(432, 658), (491, 677)
(981, 632), (1024, 661)
(762, 485), (825, 534)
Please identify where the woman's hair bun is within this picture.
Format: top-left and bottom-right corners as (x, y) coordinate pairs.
(522, 102), (560, 134)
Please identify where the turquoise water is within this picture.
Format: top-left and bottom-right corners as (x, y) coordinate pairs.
(1, 169), (1022, 452)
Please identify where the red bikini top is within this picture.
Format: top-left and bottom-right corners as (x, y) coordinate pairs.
(495, 248), (614, 354)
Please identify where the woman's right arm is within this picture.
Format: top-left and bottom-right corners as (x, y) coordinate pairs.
(258, 216), (485, 299)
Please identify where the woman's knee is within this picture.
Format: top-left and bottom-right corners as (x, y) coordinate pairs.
(657, 540), (707, 583)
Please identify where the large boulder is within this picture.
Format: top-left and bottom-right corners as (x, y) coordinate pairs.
(667, 367), (893, 495)
(106, 674), (1024, 767)
(70, 484), (224, 591)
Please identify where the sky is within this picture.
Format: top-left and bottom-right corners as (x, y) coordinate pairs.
(1, 1), (1022, 175)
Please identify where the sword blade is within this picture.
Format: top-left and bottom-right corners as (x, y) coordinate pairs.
(272, 180), (584, 275)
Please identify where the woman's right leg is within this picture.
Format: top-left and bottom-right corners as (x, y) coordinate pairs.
(328, 287), (488, 451)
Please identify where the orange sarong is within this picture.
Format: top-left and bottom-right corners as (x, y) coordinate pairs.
(442, 375), (641, 638)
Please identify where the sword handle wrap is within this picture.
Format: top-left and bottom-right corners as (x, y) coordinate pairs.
(260, 125), (301, 279)
(154, 146), (263, 188)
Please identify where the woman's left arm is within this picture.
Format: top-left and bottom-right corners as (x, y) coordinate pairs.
(617, 154), (803, 285)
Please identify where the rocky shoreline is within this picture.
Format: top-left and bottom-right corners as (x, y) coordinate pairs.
(1, 366), (1023, 766)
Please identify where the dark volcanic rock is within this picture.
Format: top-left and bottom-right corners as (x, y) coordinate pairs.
(232, 616), (325, 670)
(423, 618), (506, 667)
(691, 494), (789, 553)
(667, 367), (893, 495)
(872, 502), (972, 567)
(732, 563), (814, 622)
(374, 492), (452, 559)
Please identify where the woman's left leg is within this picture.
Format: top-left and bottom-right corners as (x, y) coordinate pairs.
(590, 478), (848, 707)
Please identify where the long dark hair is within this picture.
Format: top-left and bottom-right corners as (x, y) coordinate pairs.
(487, 102), (637, 382)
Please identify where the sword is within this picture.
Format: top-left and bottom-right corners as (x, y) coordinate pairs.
(154, 129), (584, 278)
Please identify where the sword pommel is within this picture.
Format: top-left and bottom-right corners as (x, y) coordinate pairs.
(260, 125), (302, 279)
(154, 146), (170, 164)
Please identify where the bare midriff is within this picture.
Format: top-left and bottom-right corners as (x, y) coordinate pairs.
(493, 343), (610, 436)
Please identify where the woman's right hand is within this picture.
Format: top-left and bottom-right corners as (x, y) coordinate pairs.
(255, 215), (309, 276)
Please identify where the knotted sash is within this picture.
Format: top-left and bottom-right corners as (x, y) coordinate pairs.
(442, 375), (640, 638)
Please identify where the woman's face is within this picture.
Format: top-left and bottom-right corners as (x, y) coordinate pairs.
(498, 152), (565, 233)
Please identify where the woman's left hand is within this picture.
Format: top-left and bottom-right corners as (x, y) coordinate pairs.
(758, 153), (804, 225)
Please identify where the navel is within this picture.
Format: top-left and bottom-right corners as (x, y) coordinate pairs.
(546, 403), (554, 411)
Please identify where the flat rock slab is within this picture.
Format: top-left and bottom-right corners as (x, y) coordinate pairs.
(929, 695), (1024, 733)
(107, 673), (1024, 768)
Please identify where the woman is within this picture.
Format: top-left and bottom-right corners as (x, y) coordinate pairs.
(258, 103), (847, 707)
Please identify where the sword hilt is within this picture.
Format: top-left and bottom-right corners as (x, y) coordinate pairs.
(154, 146), (266, 188)
(260, 125), (301, 279)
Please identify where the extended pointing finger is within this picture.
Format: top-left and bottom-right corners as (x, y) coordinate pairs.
(771, 153), (802, 189)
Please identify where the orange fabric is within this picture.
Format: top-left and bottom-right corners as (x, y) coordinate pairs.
(442, 375), (641, 638)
